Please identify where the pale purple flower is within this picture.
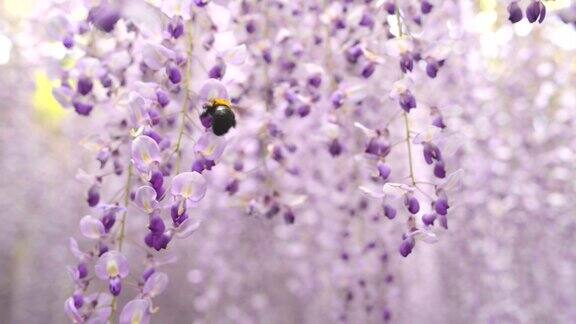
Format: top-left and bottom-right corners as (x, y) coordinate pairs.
(95, 251), (130, 279)
(135, 185), (159, 213)
(79, 215), (105, 240)
(173, 217), (202, 239)
(171, 172), (208, 202)
(194, 133), (226, 161)
(64, 297), (82, 323)
(132, 135), (162, 174)
(39, 0), (478, 320)
(141, 42), (174, 70)
(143, 272), (169, 298)
(69, 238), (89, 261)
(198, 79), (229, 103)
(89, 4), (121, 33)
(120, 299), (151, 324)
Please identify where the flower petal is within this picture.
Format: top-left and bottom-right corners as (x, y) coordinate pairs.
(119, 299), (151, 324)
(131, 135), (161, 172)
(143, 272), (169, 297)
(79, 215), (105, 240)
(174, 217), (202, 239)
(198, 79), (229, 103)
(353, 122), (377, 138)
(220, 44), (247, 65)
(194, 133), (226, 160)
(171, 172), (207, 202)
(440, 169), (464, 192)
(134, 185), (159, 213)
(359, 185), (385, 199)
(412, 229), (439, 244)
(95, 251), (130, 280)
(69, 238), (87, 261)
(64, 297), (82, 323)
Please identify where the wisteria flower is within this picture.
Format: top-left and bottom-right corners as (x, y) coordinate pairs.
(171, 172), (208, 204)
(132, 135), (162, 176)
(135, 185), (160, 214)
(142, 271), (169, 298)
(95, 251), (130, 296)
(194, 133), (227, 161)
(79, 215), (105, 240)
(173, 217), (203, 239)
(198, 79), (229, 103)
(120, 299), (151, 324)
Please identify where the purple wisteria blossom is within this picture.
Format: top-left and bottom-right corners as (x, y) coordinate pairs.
(20, 0), (568, 323)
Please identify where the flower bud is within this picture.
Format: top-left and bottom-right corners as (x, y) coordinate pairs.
(508, 1), (523, 23)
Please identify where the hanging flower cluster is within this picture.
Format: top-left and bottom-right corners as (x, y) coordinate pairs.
(33, 0), (558, 322)
(51, 1), (249, 322)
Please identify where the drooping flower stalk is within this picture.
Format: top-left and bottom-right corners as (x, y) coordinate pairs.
(173, 23), (195, 174)
(27, 0), (566, 322)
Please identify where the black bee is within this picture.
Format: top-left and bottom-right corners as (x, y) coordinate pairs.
(201, 98), (237, 136)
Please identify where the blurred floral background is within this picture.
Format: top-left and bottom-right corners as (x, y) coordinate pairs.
(0, 0), (575, 323)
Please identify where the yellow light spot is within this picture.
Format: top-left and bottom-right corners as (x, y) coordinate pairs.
(33, 71), (67, 127)
(479, 0), (496, 11)
(544, 0), (572, 11)
(61, 55), (77, 71)
(183, 184), (193, 198)
(3, 0), (35, 18)
(203, 145), (215, 156)
(143, 201), (151, 212)
(106, 260), (120, 277)
(141, 151), (152, 164)
(131, 311), (142, 324)
(178, 201), (185, 215)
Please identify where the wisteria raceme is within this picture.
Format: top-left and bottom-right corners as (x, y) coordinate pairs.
(49, 1), (462, 322)
(0, 0), (564, 323)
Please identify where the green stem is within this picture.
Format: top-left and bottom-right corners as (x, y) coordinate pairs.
(109, 163), (133, 322)
(395, 1), (403, 37)
(174, 25), (195, 174)
(395, 3), (415, 186)
(117, 164), (133, 252)
(403, 112), (417, 186)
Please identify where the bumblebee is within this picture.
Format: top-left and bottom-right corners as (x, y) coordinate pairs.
(201, 98), (237, 136)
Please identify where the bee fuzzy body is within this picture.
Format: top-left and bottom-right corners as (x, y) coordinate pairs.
(201, 98), (237, 136)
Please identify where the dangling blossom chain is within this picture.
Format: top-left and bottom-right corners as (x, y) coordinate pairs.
(40, 0), (556, 322)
